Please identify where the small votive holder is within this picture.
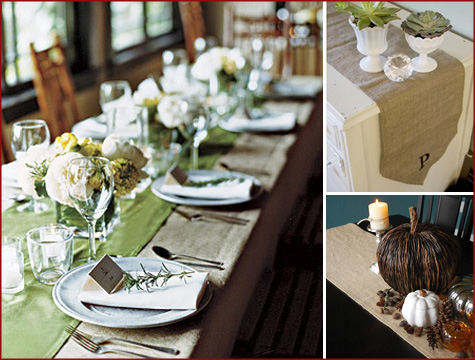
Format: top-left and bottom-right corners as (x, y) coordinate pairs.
(366, 218), (392, 243)
(2, 236), (24, 294)
(26, 224), (74, 285)
(384, 54), (413, 82)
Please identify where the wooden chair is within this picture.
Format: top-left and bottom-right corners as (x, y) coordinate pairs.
(417, 195), (473, 241)
(30, 34), (80, 139)
(178, 2), (206, 63)
(1, 118), (15, 164)
(223, 4), (292, 79)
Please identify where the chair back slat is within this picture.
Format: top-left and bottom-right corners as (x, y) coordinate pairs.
(178, 2), (206, 63)
(223, 4), (292, 80)
(30, 34), (80, 140)
(417, 195), (473, 240)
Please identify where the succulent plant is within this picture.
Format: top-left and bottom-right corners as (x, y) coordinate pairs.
(401, 11), (452, 38)
(335, 2), (401, 30)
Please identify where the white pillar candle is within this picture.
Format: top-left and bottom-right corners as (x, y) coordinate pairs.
(2, 249), (23, 289)
(368, 199), (389, 230)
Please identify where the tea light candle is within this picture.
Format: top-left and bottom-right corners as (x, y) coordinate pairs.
(41, 234), (66, 267)
(2, 248), (23, 289)
(368, 199), (389, 231)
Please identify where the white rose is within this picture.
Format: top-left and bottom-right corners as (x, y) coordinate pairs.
(157, 95), (187, 129)
(17, 144), (55, 198)
(102, 134), (148, 169)
(45, 152), (84, 206)
(132, 78), (161, 105)
(191, 52), (219, 81)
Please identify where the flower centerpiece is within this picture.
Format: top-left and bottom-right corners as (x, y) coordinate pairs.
(335, 2), (401, 73)
(17, 133), (147, 239)
(401, 10), (452, 73)
(191, 47), (246, 94)
(133, 78), (163, 122)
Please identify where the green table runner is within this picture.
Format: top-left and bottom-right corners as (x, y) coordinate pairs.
(1, 127), (238, 358)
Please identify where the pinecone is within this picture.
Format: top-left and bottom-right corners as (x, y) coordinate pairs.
(439, 299), (454, 325)
(414, 327), (424, 337)
(426, 326), (439, 350)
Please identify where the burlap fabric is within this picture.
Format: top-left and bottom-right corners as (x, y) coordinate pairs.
(327, 224), (454, 358)
(327, 7), (465, 185)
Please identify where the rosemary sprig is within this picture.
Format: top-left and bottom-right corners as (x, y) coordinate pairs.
(186, 176), (243, 188)
(123, 263), (194, 293)
(26, 160), (49, 180)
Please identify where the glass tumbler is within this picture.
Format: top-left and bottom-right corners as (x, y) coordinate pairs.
(26, 224), (74, 285)
(2, 236), (24, 294)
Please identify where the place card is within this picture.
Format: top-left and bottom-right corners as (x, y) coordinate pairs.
(164, 164), (189, 185)
(86, 254), (124, 294)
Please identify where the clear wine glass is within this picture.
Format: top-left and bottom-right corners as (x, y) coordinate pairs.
(11, 119), (50, 213)
(179, 97), (210, 170)
(99, 81), (133, 136)
(66, 157), (114, 262)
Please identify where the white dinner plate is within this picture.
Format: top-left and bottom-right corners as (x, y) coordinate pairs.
(150, 170), (263, 206)
(53, 257), (213, 328)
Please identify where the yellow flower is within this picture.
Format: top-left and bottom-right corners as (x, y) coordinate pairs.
(222, 56), (237, 75)
(55, 133), (81, 153)
(79, 142), (102, 157)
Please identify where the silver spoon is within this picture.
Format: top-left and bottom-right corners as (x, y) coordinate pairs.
(152, 246), (224, 266)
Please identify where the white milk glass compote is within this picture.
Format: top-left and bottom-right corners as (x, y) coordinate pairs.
(11, 119), (50, 212)
(66, 157), (114, 262)
(179, 96), (210, 170)
(99, 81), (133, 136)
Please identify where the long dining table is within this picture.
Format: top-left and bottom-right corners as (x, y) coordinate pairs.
(2, 89), (323, 358)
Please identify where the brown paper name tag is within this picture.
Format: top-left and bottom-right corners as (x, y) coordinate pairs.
(87, 254), (124, 294)
(164, 164), (189, 185)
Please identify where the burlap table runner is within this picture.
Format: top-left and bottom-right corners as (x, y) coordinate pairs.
(326, 224), (454, 358)
(327, 7), (465, 185)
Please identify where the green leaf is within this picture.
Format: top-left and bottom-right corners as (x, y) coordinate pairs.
(358, 17), (371, 30)
(369, 15), (384, 27)
(34, 181), (48, 198)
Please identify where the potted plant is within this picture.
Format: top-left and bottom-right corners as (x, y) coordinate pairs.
(335, 2), (401, 73)
(401, 10), (452, 73)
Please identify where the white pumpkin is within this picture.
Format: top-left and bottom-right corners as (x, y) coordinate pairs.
(402, 289), (440, 327)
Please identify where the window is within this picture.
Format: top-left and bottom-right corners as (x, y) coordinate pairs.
(110, 2), (178, 53)
(2, 2), (71, 91)
(2, 1), (182, 122)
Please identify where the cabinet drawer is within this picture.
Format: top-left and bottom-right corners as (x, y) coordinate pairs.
(327, 143), (350, 190)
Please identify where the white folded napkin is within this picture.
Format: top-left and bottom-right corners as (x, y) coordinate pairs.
(161, 177), (253, 200)
(2, 161), (21, 188)
(72, 115), (140, 139)
(221, 111), (296, 133)
(271, 76), (323, 98)
(72, 116), (108, 139)
(79, 271), (208, 310)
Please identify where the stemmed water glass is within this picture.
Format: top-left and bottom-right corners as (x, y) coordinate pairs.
(11, 119), (50, 212)
(66, 157), (114, 262)
(179, 97), (210, 170)
(99, 81), (133, 136)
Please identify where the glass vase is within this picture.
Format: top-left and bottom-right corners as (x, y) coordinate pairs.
(55, 196), (120, 242)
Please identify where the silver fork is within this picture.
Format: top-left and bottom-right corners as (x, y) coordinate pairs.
(66, 325), (179, 355)
(175, 209), (249, 225)
(68, 328), (160, 358)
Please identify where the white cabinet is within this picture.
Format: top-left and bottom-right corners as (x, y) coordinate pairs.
(327, 11), (474, 192)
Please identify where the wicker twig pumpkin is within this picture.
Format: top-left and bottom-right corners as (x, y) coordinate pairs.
(376, 206), (462, 296)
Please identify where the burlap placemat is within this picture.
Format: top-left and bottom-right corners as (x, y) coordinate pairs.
(327, 7), (465, 185)
(326, 223), (454, 358)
